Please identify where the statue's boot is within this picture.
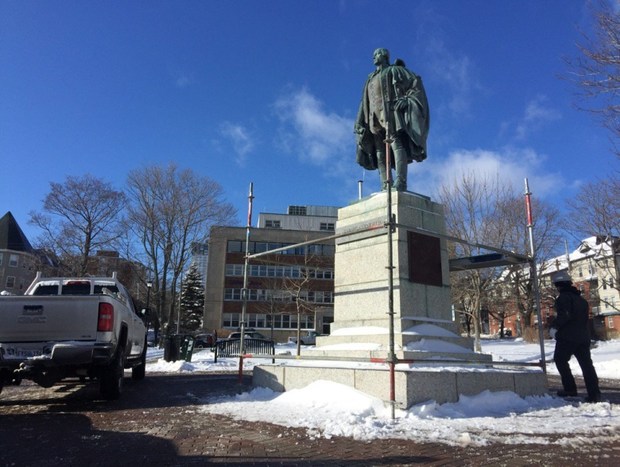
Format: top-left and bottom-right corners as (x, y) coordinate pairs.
(393, 148), (408, 191)
(376, 154), (390, 191)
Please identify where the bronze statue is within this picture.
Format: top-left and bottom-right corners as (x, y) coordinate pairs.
(355, 48), (430, 191)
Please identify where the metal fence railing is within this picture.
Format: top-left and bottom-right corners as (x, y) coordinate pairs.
(214, 338), (275, 363)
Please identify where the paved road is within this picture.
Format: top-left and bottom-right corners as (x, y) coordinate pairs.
(1, 372), (620, 466)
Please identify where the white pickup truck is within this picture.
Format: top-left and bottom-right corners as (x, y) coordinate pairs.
(288, 330), (320, 345)
(0, 272), (147, 400)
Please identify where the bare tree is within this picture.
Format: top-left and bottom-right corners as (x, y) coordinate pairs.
(566, 178), (620, 239)
(125, 164), (236, 334)
(561, 0), (620, 315)
(565, 177), (620, 312)
(282, 254), (316, 357)
(566, 0), (620, 153)
(440, 173), (562, 347)
(250, 241), (332, 355)
(497, 195), (562, 340)
(29, 174), (126, 275)
(439, 173), (509, 350)
(249, 263), (292, 342)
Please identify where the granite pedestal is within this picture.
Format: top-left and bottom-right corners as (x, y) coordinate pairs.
(253, 191), (547, 407)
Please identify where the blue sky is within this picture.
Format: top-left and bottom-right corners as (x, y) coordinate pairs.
(1, 1), (616, 244)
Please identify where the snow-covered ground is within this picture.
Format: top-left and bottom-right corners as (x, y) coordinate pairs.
(146, 338), (620, 446)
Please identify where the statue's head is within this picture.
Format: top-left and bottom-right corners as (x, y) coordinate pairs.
(373, 48), (390, 66)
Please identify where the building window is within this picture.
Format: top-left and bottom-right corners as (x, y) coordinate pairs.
(227, 240), (243, 253)
(223, 287), (332, 304)
(320, 222), (335, 231)
(607, 316), (615, 329)
(223, 312), (314, 331)
(225, 264), (244, 276)
(248, 314), (266, 328)
(0, 254), (3, 266)
(223, 313), (240, 328)
(239, 264), (334, 280)
(273, 313), (313, 329)
(224, 288), (242, 300)
(225, 241), (334, 257)
(265, 220), (281, 229)
(307, 268), (334, 280)
(9, 254), (18, 267)
(288, 206), (307, 216)
(5, 276), (15, 288)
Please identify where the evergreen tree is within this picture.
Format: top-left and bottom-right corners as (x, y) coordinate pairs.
(180, 264), (205, 332)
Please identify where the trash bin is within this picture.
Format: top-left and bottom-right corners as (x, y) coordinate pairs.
(179, 335), (195, 362)
(164, 335), (181, 362)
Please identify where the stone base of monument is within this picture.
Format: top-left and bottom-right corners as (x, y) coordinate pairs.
(252, 320), (548, 408)
(317, 319), (492, 362)
(252, 191), (548, 408)
(253, 361), (547, 408)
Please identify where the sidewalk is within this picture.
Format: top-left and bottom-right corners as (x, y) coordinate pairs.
(1, 373), (619, 466)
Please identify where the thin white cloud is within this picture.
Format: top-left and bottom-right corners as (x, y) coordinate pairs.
(176, 75), (192, 88)
(172, 70), (195, 89)
(514, 95), (561, 140)
(273, 87), (354, 173)
(409, 147), (565, 200)
(218, 122), (256, 166)
(426, 37), (479, 119)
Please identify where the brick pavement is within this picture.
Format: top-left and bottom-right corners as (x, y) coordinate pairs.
(1, 372), (620, 466)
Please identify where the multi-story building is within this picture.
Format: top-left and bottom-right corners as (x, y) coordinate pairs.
(0, 212), (37, 294)
(541, 236), (620, 340)
(203, 205), (337, 341)
(487, 236), (620, 339)
(83, 250), (149, 305)
(258, 205), (338, 231)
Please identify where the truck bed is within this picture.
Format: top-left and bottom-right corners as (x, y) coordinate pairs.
(0, 295), (105, 344)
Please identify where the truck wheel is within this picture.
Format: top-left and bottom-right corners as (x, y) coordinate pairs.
(100, 351), (124, 400)
(131, 341), (147, 381)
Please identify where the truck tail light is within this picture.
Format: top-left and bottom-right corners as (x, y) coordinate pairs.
(98, 303), (114, 332)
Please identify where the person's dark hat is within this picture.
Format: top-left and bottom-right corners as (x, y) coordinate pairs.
(551, 270), (572, 284)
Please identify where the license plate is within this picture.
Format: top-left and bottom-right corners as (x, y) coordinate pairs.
(3, 347), (44, 358)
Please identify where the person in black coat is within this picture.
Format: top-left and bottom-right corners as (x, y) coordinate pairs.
(549, 270), (601, 402)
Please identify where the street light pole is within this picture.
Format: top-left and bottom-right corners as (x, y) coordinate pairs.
(146, 281), (152, 313)
(146, 280), (153, 337)
(177, 277), (182, 335)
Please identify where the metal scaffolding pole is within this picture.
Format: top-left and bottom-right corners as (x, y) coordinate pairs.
(384, 130), (397, 420)
(525, 178), (547, 373)
(239, 182), (254, 383)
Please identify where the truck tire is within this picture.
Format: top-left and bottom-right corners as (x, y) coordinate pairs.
(100, 349), (124, 400)
(131, 340), (147, 381)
